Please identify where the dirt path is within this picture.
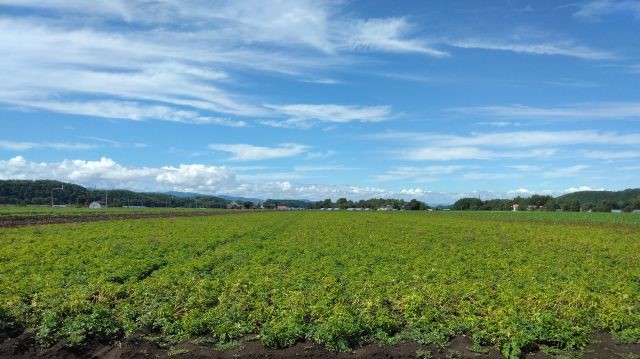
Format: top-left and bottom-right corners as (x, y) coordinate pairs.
(1, 330), (638, 359)
(0, 211), (250, 228)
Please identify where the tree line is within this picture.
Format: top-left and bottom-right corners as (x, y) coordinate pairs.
(453, 193), (640, 212)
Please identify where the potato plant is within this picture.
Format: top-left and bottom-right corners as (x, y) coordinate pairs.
(0, 211), (638, 358)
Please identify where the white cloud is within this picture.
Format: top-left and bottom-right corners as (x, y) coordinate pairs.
(450, 102), (640, 119)
(462, 172), (524, 181)
(0, 156), (618, 203)
(403, 147), (556, 161)
(573, 0), (640, 21)
(0, 156), (235, 193)
(0, 140), (96, 151)
(509, 188), (531, 195)
(371, 129), (640, 148)
(345, 18), (449, 57)
(543, 165), (589, 178)
(400, 188), (430, 196)
(372, 165), (464, 182)
(263, 104), (392, 128)
(209, 143), (309, 161)
(505, 165), (542, 172)
(477, 121), (521, 127)
(305, 150), (336, 160)
(0, 1), (440, 126)
(447, 39), (615, 60)
(562, 186), (606, 193)
(236, 172), (307, 182)
(584, 150), (640, 160)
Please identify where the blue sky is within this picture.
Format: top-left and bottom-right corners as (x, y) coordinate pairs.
(1, 0), (639, 203)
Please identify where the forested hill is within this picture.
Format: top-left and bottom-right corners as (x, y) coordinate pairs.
(0, 180), (230, 208)
(556, 188), (640, 204)
(453, 188), (640, 212)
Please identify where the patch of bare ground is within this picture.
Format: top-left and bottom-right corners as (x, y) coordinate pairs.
(3, 330), (637, 359)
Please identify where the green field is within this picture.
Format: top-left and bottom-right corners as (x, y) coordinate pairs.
(1, 211), (639, 358)
(0, 205), (222, 217)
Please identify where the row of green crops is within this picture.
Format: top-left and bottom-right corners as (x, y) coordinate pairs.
(1, 211), (639, 358)
(0, 205), (224, 217)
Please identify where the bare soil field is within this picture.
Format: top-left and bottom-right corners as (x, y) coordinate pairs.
(1, 329), (639, 359)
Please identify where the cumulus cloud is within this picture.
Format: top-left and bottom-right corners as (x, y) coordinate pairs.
(0, 156), (236, 193)
(400, 188), (430, 196)
(209, 143), (309, 161)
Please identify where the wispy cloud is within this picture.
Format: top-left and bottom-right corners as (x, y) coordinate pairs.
(209, 143), (309, 161)
(543, 165), (589, 178)
(0, 140), (96, 151)
(370, 130), (640, 148)
(372, 165), (465, 182)
(0, 1), (444, 127)
(446, 39), (616, 60)
(263, 104), (392, 128)
(584, 150), (640, 160)
(573, 0), (640, 21)
(402, 147), (556, 161)
(450, 102), (640, 119)
(345, 18), (449, 57)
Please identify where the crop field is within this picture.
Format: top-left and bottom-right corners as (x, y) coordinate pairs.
(1, 211), (639, 358)
(0, 205), (220, 217)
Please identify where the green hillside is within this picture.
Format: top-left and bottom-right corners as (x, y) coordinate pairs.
(0, 180), (229, 208)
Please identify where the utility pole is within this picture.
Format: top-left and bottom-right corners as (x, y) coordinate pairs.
(51, 185), (64, 207)
(105, 190), (108, 210)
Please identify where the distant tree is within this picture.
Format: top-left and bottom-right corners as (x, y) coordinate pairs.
(453, 197), (483, 211)
(561, 198), (581, 212)
(406, 199), (427, 210)
(544, 199), (558, 211)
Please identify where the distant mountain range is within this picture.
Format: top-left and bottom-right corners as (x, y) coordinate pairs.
(166, 191), (264, 203)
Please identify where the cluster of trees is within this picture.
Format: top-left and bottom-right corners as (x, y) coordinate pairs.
(453, 193), (640, 212)
(312, 197), (429, 210)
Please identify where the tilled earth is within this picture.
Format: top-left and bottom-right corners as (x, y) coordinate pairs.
(1, 329), (638, 359)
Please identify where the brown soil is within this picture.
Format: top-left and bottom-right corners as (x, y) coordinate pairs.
(0, 211), (252, 228)
(1, 330), (638, 359)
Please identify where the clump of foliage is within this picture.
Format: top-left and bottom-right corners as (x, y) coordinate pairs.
(1, 211), (639, 358)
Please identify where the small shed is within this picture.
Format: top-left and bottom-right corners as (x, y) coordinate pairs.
(89, 201), (106, 209)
